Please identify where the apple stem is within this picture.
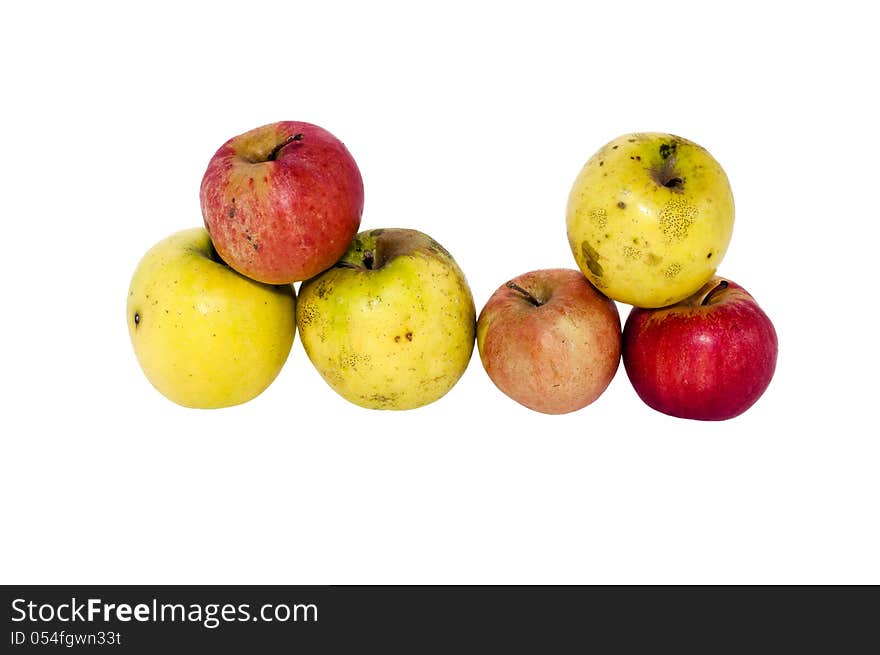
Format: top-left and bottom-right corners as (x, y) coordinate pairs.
(701, 280), (729, 306)
(267, 133), (304, 161)
(506, 282), (543, 307)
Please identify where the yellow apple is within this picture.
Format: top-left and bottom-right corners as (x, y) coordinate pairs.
(127, 228), (296, 408)
(566, 133), (734, 308)
(296, 228), (476, 410)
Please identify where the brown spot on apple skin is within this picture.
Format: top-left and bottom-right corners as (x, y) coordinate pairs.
(589, 208), (607, 229)
(663, 263), (682, 278)
(298, 303), (319, 327)
(366, 392), (399, 407)
(339, 350), (371, 371)
(659, 142), (678, 159)
(658, 198), (697, 243)
(580, 241), (604, 277)
(243, 232), (260, 251)
(622, 246), (641, 260)
(405, 332), (413, 341)
(314, 281), (332, 299)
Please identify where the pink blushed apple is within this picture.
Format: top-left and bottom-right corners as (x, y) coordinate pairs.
(477, 269), (621, 414)
(200, 121), (364, 284)
(622, 276), (778, 421)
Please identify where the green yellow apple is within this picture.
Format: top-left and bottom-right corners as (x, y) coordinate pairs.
(127, 228), (296, 408)
(566, 132), (734, 308)
(296, 228), (476, 410)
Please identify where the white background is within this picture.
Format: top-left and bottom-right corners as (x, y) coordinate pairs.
(2, 1), (877, 584)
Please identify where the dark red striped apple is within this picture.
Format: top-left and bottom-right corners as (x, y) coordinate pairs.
(622, 276), (777, 420)
(477, 269), (621, 414)
(200, 121), (364, 284)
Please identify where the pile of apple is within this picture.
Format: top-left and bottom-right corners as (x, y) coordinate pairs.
(128, 121), (476, 411)
(478, 132), (777, 420)
(128, 123), (776, 420)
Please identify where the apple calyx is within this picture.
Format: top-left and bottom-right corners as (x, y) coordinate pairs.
(506, 281), (544, 307)
(267, 133), (304, 162)
(701, 280), (730, 306)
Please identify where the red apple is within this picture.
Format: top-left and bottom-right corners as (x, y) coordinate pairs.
(477, 269), (621, 414)
(622, 276), (778, 420)
(200, 121), (364, 284)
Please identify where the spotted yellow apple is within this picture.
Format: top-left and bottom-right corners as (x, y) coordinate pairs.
(566, 133), (734, 308)
(127, 228), (296, 408)
(296, 228), (476, 410)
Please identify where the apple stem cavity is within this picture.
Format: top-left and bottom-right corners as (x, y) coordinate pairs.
(506, 281), (543, 307)
(651, 157), (685, 191)
(334, 250), (377, 272)
(267, 133), (304, 162)
(701, 280), (729, 306)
